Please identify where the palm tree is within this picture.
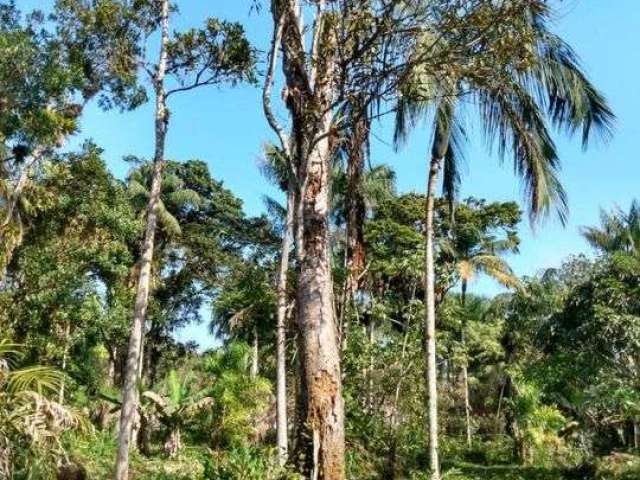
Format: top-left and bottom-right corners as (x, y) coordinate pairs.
(332, 160), (396, 347)
(582, 200), (640, 256)
(141, 370), (213, 457)
(0, 340), (86, 478)
(394, 4), (614, 477)
(441, 210), (520, 447)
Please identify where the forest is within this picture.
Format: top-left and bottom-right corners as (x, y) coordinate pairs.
(0, 0), (638, 479)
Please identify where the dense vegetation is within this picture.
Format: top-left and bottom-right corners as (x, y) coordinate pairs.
(0, 1), (636, 479)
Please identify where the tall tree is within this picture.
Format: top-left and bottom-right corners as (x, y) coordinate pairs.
(394, 2), (614, 477)
(441, 199), (521, 447)
(55, 2), (255, 478)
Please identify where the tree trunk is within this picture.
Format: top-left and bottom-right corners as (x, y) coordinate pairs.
(114, 2), (169, 479)
(0, 147), (44, 279)
(251, 326), (259, 379)
(295, 112), (345, 478)
(275, 2), (345, 477)
(424, 156), (442, 480)
(366, 318), (375, 412)
(108, 346), (117, 387)
(276, 186), (295, 465)
(460, 280), (472, 448)
(344, 95), (368, 309)
(0, 147), (42, 231)
(164, 428), (181, 458)
(59, 322), (71, 404)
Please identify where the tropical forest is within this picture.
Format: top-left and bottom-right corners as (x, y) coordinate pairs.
(1, 0), (639, 479)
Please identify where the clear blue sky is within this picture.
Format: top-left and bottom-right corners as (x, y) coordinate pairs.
(23, 1), (640, 348)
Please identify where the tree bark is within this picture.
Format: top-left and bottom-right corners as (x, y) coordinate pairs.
(424, 156), (442, 480)
(59, 322), (71, 404)
(0, 147), (43, 232)
(276, 186), (295, 465)
(108, 346), (117, 387)
(344, 95), (368, 310)
(296, 127), (345, 479)
(114, 2), (169, 478)
(276, 2), (346, 478)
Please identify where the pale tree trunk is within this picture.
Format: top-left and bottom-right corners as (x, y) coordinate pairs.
(276, 186), (295, 465)
(108, 346), (117, 387)
(114, 1), (169, 479)
(164, 428), (181, 458)
(366, 318), (375, 412)
(461, 280), (472, 448)
(0, 147), (44, 279)
(250, 326), (259, 379)
(59, 322), (71, 404)
(0, 148), (43, 231)
(276, 2), (346, 478)
(424, 156), (442, 480)
(296, 124), (345, 479)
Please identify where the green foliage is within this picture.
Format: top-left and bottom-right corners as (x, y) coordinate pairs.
(0, 340), (87, 479)
(202, 343), (272, 448)
(205, 447), (301, 480)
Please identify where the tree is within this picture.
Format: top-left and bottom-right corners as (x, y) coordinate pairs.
(141, 370), (213, 457)
(55, 2), (254, 477)
(441, 199), (521, 447)
(0, 3), (88, 276)
(259, 144), (295, 465)
(582, 200), (640, 256)
(394, 2), (613, 475)
(0, 143), (139, 403)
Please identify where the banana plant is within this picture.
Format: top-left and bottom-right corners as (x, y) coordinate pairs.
(141, 370), (214, 457)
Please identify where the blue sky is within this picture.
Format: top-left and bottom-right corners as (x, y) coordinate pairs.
(22, 1), (640, 348)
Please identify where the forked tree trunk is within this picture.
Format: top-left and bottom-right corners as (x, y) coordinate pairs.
(0, 147), (42, 232)
(114, 2), (169, 479)
(276, 186), (295, 465)
(276, 2), (346, 478)
(424, 156), (442, 480)
(296, 125), (345, 479)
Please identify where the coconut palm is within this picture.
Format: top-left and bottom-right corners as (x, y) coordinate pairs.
(394, 3), (614, 477)
(582, 200), (640, 256)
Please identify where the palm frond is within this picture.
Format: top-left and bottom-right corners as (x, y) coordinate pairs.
(167, 188), (202, 208)
(471, 255), (521, 290)
(477, 81), (567, 225)
(6, 366), (65, 396)
(157, 199), (182, 237)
